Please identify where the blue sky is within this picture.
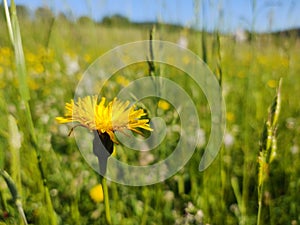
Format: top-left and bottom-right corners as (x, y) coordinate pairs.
(11, 0), (300, 33)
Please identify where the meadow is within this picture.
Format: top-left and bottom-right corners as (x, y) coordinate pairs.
(0, 3), (300, 225)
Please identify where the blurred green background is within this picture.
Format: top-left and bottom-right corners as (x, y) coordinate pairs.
(0, 1), (299, 224)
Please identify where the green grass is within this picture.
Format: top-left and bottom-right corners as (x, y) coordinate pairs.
(0, 3), (300, 225)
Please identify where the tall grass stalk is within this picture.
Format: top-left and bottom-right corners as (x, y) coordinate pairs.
(8, 115), (22, 195)
(193, 0), (208, 63)
(139, 27), (158, 225)
(214, 31), (222, 86)
(213, 8), (226, 220)
(147, 26), (161, 116)
(0, 170), (28, 225)
(240, 1), (257, 219)
(257, 79), (282, 225)
(250, 0), (257, 42)
(231, 176), (242, 221)
(201, 31), (208, 64)
(3, 0), (57, 224)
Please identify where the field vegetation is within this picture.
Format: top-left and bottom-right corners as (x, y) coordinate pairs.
(0, 2), (299, 225)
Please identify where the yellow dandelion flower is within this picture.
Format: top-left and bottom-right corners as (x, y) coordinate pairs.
(0, 47), (12, 57)
(89, 184), (104, 203)
(158, 99), (170, 111)
(34, 63), (44, 74)
(28, 79), (39, 90)
(182, 55), (190, 65)
(25, 52), (37, 63)
(267, 79), (277, 88)
(226, 112), (235, 122)
(83, 54), (92, 63)
(56, 95), (152, 143)
(116, 76), (129, 86)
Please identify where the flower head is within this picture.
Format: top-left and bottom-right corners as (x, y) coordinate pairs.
(56, 95), (152, 143)
(158, 99), (170, 111)
(89, 184), (104, 203)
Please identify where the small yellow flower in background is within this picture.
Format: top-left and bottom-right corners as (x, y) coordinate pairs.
(56, 95), (152, 143)
(83, 54), (92, 63)
(28, 79), (39, 90)
(267, 79), (277, 88)
(0, 47), (13, 67)
(280, 57), (289, 68)
(34, 63), (44, 74)
(0, 47), (12, 56)
(226, 112), (235, 122)
(158, 99), (170, 111)
(182, 55), (190, 65)
(89, 184), (104, 203)
(116, 76), (130, 86)
(37, 46), (55, 63)
(25, 52), (37, 64)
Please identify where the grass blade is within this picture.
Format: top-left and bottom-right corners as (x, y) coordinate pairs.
(0, 170), (28, 225)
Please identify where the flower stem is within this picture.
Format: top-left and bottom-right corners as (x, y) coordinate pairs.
(101, 177), (112, 224)
(257, 182), (264, 225)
